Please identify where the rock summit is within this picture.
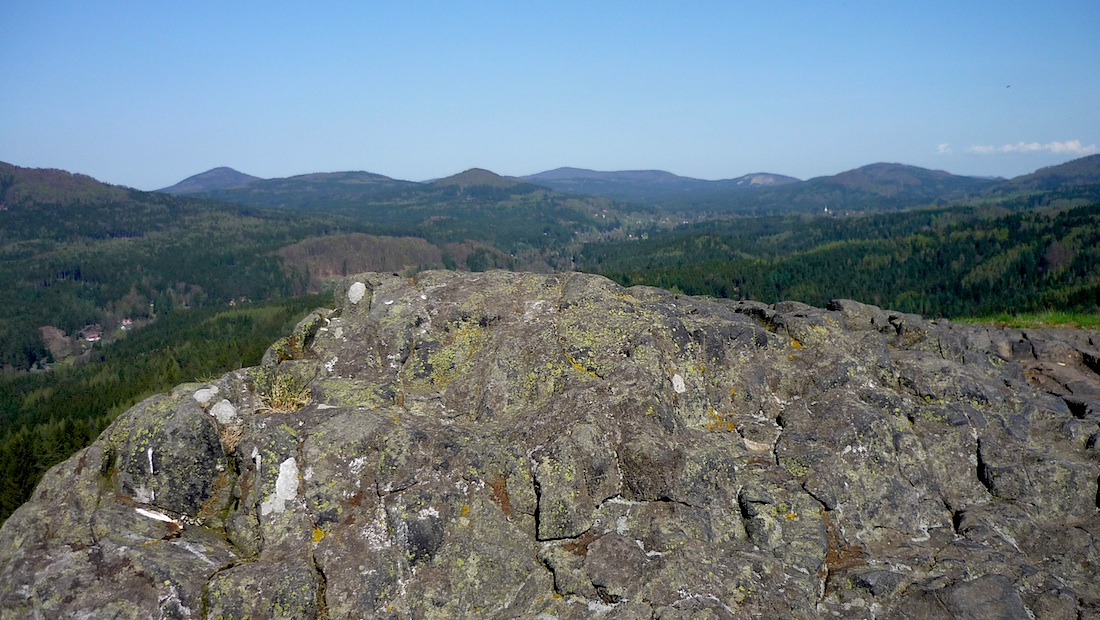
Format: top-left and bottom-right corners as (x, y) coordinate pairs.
(1, 270), (1098, 618)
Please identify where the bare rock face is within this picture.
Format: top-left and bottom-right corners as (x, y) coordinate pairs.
(1, 270), (1098, 619)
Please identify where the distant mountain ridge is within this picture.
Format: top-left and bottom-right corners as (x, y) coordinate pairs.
(0, 162), (130, 208)
(158, 167), (262, 195)
(520, 163), (999, 213)
(179, 171), (424, 211)
(155, 154), (1100, 215)
(770, 162), (1001, 211)
(174, 168), (551, 213)
(822, 162), (978, 190)
(521, 167), (800, 204)
(990, 153), (1100, 193)
(143, 163), (623, 273)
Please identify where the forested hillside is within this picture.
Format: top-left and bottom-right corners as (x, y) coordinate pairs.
(578, 193), (1100, 318)
(174, 167), (639, 258)
(991, 153), (1100, 192)
(0, 163), (348, 371)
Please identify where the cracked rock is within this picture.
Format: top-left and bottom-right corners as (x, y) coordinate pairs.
(1, 270), (1098, 618)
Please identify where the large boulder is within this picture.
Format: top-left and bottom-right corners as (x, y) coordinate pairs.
(1, 270), (1098, 618)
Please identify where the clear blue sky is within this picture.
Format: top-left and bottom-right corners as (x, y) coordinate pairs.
(2, 1), (1098, 190)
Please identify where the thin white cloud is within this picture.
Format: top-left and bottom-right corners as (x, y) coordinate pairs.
(967, 140), (1098, 155)
(936, 143), (953, 155)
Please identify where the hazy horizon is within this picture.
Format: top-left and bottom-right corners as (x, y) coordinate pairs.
(160, 160), (1026, 190)
(2, 2), (1098, 191)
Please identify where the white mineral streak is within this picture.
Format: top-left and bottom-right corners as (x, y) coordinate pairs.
(170, 540), (218, 569)
(990, 522), (1022, 552)
(146, 447), (154, 474)
(260, 457), (300, 516)
(347, 282), (367, 304)
(742, 437), (773, 452)
(603, 495), (645, 506)
(193, 386), (219, 405)
(671, 373), (686, 393)
(209, 399), (239, 424)
(588, 600), (618, 613)
(135, 507), (174, 522)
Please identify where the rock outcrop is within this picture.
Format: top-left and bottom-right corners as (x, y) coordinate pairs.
(1, 270), (1098, 619)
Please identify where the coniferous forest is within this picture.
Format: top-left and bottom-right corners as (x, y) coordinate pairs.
(576, 194), (1100, 318)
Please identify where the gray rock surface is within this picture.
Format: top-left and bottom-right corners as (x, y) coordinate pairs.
(1, 270), (1098, 618)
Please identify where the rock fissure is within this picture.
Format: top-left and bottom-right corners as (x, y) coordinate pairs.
(976, 439), (995, 496)
(531, 470), (545, 539)
(802, 484), (833, 513)
(537, 552), (567, 597)
(310, 548), (330, 620)
(374, 476), (419, 498)
(655, 495), (695, 509)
